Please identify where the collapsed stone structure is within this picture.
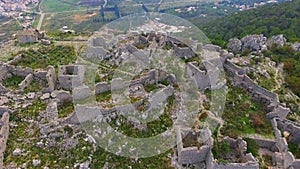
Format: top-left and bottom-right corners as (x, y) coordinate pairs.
(0, 62), (57, 93)
(15, 29), (45, 44)
(15, 29), (51, 45)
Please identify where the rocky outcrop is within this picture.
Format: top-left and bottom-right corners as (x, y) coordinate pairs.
(241, 34), (267, 52)
(227, 38), (242, 53)
(292, 42), (300, 52)
(267, 34), (287, 47)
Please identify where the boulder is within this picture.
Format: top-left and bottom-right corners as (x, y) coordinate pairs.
(227, 38), (242, 53)
(241, 34), (267, 52)
(12, 148), (22, 156)
(292, 42), (300, 52)
(267, 34), (287, 48)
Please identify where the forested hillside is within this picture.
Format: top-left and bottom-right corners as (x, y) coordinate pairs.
(195, 0), (300, 47)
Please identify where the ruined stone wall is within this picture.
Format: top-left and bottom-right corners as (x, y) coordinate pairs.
(0, 66), (8, 82)
(251, 138), (278, 151)
(213, 162), (259, 169)
(178, 146), (210, 165)
(224, 58), (300, 169)
(58, 65), (85, 90)
(187, 63), (210, 90)
(46, 66), (56, 92)
(0, 112), (9, 168)
(277, 119), (300, 143)
(18, 73), (34, 91)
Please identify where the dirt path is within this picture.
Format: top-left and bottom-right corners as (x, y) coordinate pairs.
(36, 0), (45, 30)
(37, 13), (45, 31)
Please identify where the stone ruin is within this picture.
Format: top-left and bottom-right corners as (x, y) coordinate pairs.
(0, 32), (299, 168)
(58, 65), (85, 90)
(222, 56), (300, 169)
(0, 62), (56, 93)
(0, 112), (9, 168)
(176, 127), (259, 169)
(15, 29), (51, 45)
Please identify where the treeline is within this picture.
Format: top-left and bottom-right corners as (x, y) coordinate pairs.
(195, 0), (300, 47)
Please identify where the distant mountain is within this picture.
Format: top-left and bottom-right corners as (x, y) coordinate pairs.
(194, 0), (300, 47)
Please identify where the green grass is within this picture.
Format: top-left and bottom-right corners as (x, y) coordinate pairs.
(96, 91), (112, 102)
(212, 139), (233, 164)
(144, 83), (159, 93)
(40, 0), (84, 13)
(58, 102), (74, 118)
(11, 45), (77, 70)
(4, 100), (93, 168)
(32, 14), (41, 28)
(41, 10), (105, 33)
(23, 79), (47, 93)
(0, 18), (22, 42)
(91, 148), (174, 169)
(2, 75), (24, 90)
(220, 83), (273, 138)
(288, 142), (300, 159)
(244, 138), (260, 157)
(107, 95), (175, 138)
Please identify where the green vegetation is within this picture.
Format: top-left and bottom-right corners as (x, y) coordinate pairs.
(58, 102), (75, 118)
(144, 83), (159, 93)
(212, 140), (231, 164)
(91, 148), (173, 169)
(96, 91), (112, 103)
(221, 83), (273, 138)
(108, 95), (175, 138)
(244, 138), (259, 157)
(11, 45), (77, 70)
(2, 75), (23, 90)
(258, 155), (273, 169)
(288, 142), (300, 159)
(41, 10), (105, 33)
(5, 100), (93, 168)
(40, 0), (83, 13)
(265, 45), (300, 96)
(24, 79), (47, 93)
(0, 17), (22, 42)
(197, 0), (300, 47)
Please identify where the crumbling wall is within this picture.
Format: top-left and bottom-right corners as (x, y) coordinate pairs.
(277, 119), (300, 144)
(18, 73), (34, 91)
(58, 65), (85, 90)
(46, 66), (56, 92)
(0, 112), (9, 168)
(0, 66), (8, 82)
(213, 162), (259, 169)
(224, 58), (300, 169)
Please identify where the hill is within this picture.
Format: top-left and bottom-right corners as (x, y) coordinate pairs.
(195, 0), (300, 47)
